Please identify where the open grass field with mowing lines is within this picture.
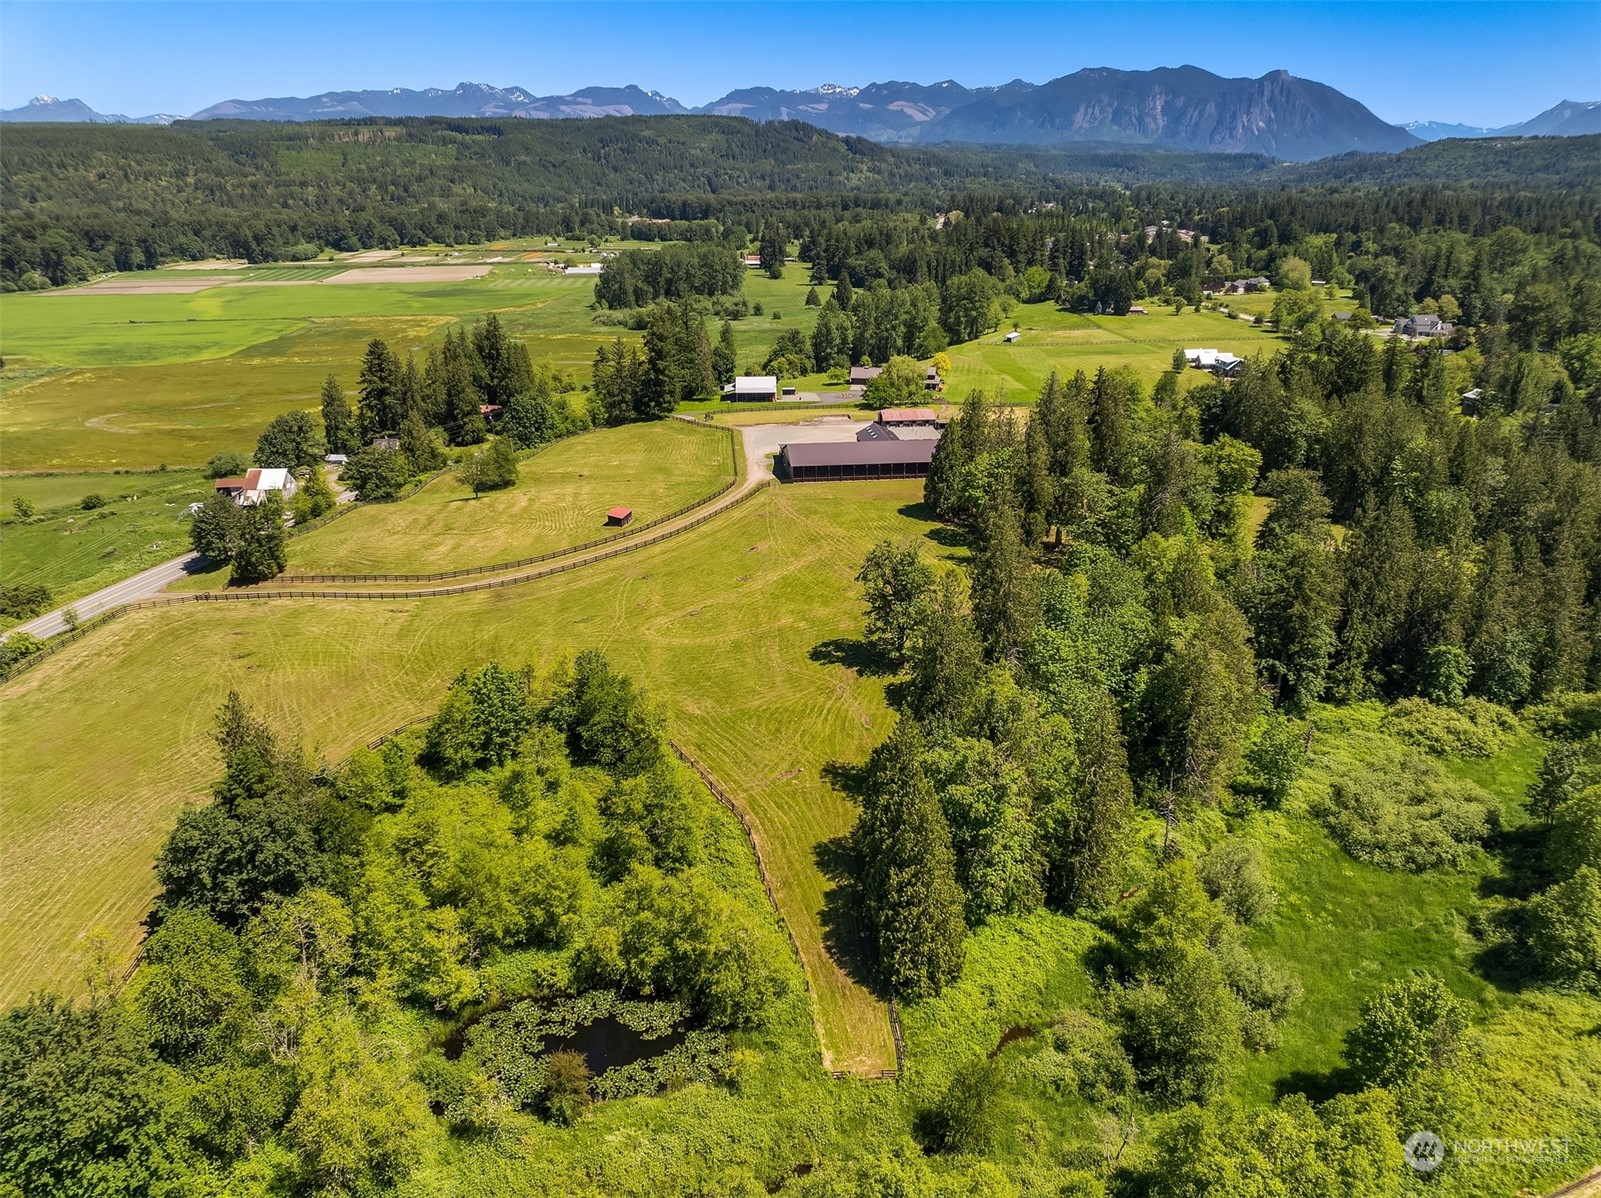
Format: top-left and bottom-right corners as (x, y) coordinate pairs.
(0, 243), (1296, 472)
(946, 303), (1287, 396)
(0, 259), (831, 471)
(287, 421), (736, 575)
(0, 475), (948, 1072)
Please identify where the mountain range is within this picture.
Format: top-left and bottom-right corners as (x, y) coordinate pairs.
(4, 70), (1597, 161)
(1404, 99), (1601, 141)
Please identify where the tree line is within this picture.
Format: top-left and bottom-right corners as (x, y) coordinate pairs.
(4, 115), (1596, 293)
(835, 317), (1599, 1191)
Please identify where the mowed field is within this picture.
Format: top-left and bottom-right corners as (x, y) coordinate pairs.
(946, 304), (1284, 395)
(287, 421), (736, 575)
(0, 242), (1286, 473)
(0, 475), (949, 1072)
(0, 254), (831, 473)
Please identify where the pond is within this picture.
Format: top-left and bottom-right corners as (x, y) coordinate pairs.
(442, 991), (727, 1106)
(546, 1013), (686, 1074)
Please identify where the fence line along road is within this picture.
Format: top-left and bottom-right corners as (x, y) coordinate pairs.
(0, 481), (775, 686)
(277, 477), (739, 584)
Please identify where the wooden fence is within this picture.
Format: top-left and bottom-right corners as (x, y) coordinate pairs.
(278, 440), (741, 583)
(0, 480), (774, 687)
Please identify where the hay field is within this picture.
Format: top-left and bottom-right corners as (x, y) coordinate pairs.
(0, 258), (829, 472)
(0, 479), (945, 1072)
(287, 421), (735, 575)
(945, 304), (1285, 395)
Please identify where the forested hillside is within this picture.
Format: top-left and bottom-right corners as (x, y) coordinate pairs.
(2, 115), (1597, 288)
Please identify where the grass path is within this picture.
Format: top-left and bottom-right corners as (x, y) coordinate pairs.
(0, 480), (943, 1072)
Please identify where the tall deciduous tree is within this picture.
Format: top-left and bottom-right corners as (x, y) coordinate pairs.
(856, 540), (935, 664)
(190, 491), (245, 563)
(230, 492), (289, 585)
(0, 992), (178, 1196)
(155, 692), (325, 927)
(254, 410), (323, 471)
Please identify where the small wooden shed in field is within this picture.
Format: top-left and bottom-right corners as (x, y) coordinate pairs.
(606, 506), (634, 527)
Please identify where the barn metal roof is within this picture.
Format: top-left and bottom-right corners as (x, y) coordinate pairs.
(782, 440), (938, 468)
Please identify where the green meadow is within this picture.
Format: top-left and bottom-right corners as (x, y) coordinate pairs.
(286, 420), (735, 576)
(0, 246), (1288, 473)
(0, 476), (947, 1074)
(0, 468), (210, 620)
(0, 256), (830, 472)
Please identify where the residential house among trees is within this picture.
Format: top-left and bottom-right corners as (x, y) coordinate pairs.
(1394, 313), (1453, 338)
(213, 467), (297, 507)
(1184, 348), (1244, 375)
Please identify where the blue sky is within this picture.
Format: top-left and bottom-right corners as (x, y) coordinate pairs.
(2, 1), (1596, 127)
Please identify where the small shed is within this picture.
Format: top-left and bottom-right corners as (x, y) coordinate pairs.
(606, 506), (634, 527)
(1003, 330), (1021, 343)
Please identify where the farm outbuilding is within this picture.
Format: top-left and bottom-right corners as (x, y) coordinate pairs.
(605, 506), (634, 526)
(878, 408), (938, 427)
(779, 439), (938, 482)
(728, 375), (778, 402)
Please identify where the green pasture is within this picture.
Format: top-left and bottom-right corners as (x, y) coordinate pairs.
(0, 259), (830, 472)
(0, 252), (1286, 473)
(288, 421), (735, 576)
(946, 304), (1286, 397)
(0, 476), (948, 1073)
(0, 469), (209, 619)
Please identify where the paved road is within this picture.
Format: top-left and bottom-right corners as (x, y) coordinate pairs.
(10, 552), (205, 639)
(6, 431), (869, 640)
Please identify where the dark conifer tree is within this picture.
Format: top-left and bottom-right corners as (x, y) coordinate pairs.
(970, 501), (1041, 663)
(357, 339), (401, 441)
(320, 375), (356, 456)
(855, 720), (966, 999)
(1042, 694), (1134, 910)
